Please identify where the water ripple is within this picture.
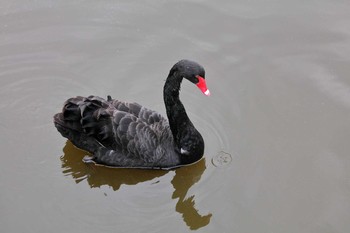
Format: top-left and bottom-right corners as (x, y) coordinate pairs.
(0, 74), (96, 130)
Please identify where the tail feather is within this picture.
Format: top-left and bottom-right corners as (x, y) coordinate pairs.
(54, 96), (111, 152)
(53, 113), (81, 145)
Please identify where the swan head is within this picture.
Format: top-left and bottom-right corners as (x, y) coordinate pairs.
(171, 59), (210, 96)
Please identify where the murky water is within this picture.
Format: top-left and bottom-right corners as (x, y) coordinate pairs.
(1, 0), (350, 232)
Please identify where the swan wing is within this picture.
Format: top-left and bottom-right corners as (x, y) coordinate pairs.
(58, 95), (172, 166)
(108, 96), (164, 125)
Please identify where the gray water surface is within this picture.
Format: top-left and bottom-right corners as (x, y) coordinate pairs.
(1, 0), (350, 232)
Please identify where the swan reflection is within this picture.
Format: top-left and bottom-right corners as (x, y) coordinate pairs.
(60, 140), (212, 230)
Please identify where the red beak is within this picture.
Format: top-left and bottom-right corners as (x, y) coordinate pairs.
(195, 75), (210, 96)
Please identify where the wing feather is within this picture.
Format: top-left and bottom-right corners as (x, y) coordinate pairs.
(54, 95), (177, 168)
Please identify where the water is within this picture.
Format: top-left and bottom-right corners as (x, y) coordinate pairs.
(1, 0), (350, 232)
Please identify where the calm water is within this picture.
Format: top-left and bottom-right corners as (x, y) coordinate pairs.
(1, 0), (350, 232)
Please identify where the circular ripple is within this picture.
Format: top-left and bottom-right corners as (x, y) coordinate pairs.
(211, 151), (232, 168)
(0, 74), (96, 130)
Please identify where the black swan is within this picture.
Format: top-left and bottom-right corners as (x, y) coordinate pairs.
(53, 60), (210, 169)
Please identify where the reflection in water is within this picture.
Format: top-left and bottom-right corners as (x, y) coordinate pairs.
(172, 162), (212, 230)
(60, 141), (212, 230)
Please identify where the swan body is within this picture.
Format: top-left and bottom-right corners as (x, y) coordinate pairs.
(54, 60), (209, 169)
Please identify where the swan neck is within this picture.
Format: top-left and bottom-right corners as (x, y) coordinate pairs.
(163, 70), (205, 164)
(163, 74), (190, 141)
